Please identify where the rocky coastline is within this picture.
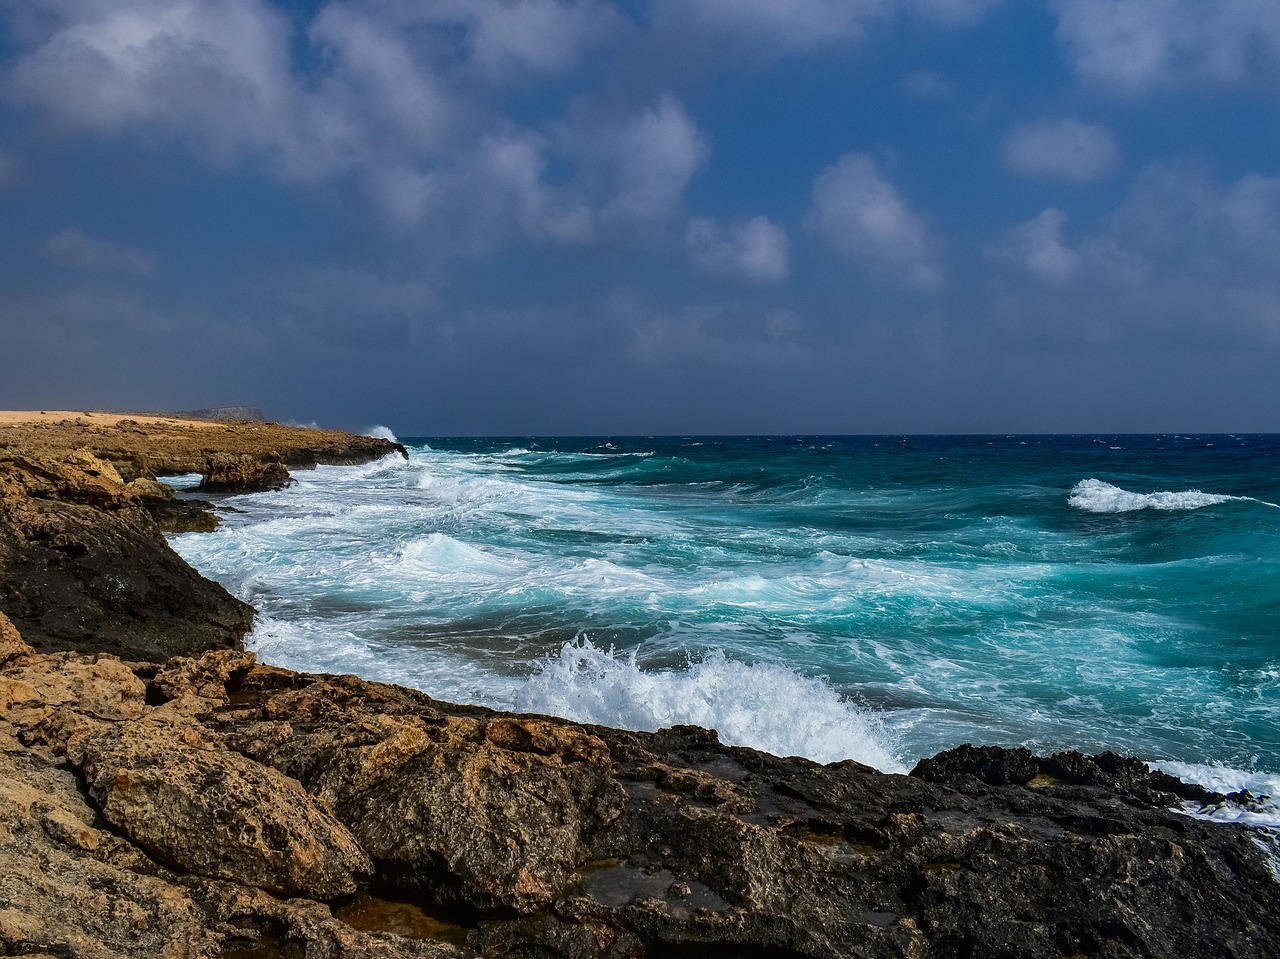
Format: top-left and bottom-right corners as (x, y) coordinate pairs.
(0, 414), (1276, 959)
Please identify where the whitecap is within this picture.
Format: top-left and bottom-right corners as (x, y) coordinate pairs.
(513, 638), (904, 771)
(1068, 478), (1277, 513)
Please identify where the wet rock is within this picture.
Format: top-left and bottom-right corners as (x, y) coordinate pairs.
(4, 642), (1280, 958)
(0, 453), (253, 661)
(198, 452), (293, 493)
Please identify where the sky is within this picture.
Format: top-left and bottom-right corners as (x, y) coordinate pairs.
(1, 0), (1279, 435)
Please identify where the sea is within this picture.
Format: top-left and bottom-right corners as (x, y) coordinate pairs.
(167, 433), (1280, 810)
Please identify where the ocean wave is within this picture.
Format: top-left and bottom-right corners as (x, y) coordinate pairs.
(364, 424), (398, 442)
(1156, 760), (1280, 876)
(1068, 478), (1276, 513)
(513, 638), (904, 772)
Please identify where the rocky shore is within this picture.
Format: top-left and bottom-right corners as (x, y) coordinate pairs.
(0, 415), (1277, 959)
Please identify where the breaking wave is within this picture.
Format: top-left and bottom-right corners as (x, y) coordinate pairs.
(513, 638), (904, 772)
(1069, 478), (1277, 513)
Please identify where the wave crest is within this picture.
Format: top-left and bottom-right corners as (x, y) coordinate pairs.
(513, 638), (904, 771)
(1069, 478), (1256, 513)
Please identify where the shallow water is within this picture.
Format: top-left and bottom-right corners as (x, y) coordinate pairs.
(170, 434), (1280, 799)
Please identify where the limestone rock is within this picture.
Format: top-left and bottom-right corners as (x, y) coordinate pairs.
(0, 453), (253, 661)
(3, 641), (1280, 959)
(62, 719), (373, 899)
(0, 610), (31, 667)
(198, 452), (293, 493)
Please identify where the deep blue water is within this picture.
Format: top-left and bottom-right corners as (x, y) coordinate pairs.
(170, 434), (1280, 795)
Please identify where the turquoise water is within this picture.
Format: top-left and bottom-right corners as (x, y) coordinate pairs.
(170, 434), (1280, 793)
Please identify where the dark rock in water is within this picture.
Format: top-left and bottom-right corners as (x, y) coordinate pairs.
(198, 452), (293, 493)
(0, 452), (253, 661)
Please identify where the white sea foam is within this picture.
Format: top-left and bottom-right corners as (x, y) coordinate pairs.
(158, 472), (203, 491)
(1068, 478), (1275, 513)
(513, 638), (905, 772)
(364, 424), (398, 442)
(1157, 761), (1280, 880)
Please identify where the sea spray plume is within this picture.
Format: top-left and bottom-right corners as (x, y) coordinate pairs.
(364, 424), (398, 442)
(513, 636), (904, 771)
(1069, 478), (1280, 512)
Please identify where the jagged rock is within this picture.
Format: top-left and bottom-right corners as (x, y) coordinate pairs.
(4, 643), (1280, 958)
(0, 610), (30, 667)
(198, 452), (293, 493)
(60, 720), (372, 899)
(0, 453), (253, 661)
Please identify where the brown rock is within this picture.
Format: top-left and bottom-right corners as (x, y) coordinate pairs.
(0, 452), (253, 661)
(198, 452), (293, 493)
(0, 610), (31, 667)
(62, 718), (372, 899)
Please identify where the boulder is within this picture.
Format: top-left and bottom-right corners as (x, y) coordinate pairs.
(198, 452), (292, 493)
(0, 454), (253, 661)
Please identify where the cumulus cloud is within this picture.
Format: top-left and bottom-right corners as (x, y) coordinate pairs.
(1052, 0), (1280, 93)
(43, 228), (158, 275)
(807, 152), (943, 290)
(1002, 119), (1120, 182)
(989, 163), (1280, 350)
(686, 216), (789, 284)
(988, 209), (1082, 285)
(594, 96), (709, 229)
(430, 0), (627, 78)
(7, 0), (354, 180)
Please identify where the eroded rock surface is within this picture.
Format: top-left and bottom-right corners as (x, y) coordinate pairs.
(199, 452), (294, 493)
(3, 632), (1275, 959)
(0, 453), (253, 660)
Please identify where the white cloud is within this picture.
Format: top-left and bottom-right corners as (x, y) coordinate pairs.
(596, 96), (709, 228)
(437, 0), (625, 77)
(687, 216), (789, 284)
(457, 128), (594, 247)
(807, 152), (943, 290)
(665, 0), (891, 50)
(8, 0), (353, 180)
(1053, 0), (1280, 94)
(901, 69), (955, 98)
(43, 228), (158, 275)
(988, 163), (1280, 349)
(989, 208), (1082, 285)
(1002, 119), (1120, 182)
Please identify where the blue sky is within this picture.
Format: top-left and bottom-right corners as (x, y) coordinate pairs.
(1, 0), (1278, 434)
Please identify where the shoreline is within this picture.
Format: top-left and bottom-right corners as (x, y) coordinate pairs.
(2, 414), (1278, 958)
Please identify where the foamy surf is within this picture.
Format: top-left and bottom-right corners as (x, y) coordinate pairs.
(513, 638), (905, 772)
(1069, 478), (1278, 513)
(1156, 761), (1280, 881)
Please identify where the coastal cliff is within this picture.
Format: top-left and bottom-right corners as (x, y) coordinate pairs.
(0, 416), (1277, 959)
